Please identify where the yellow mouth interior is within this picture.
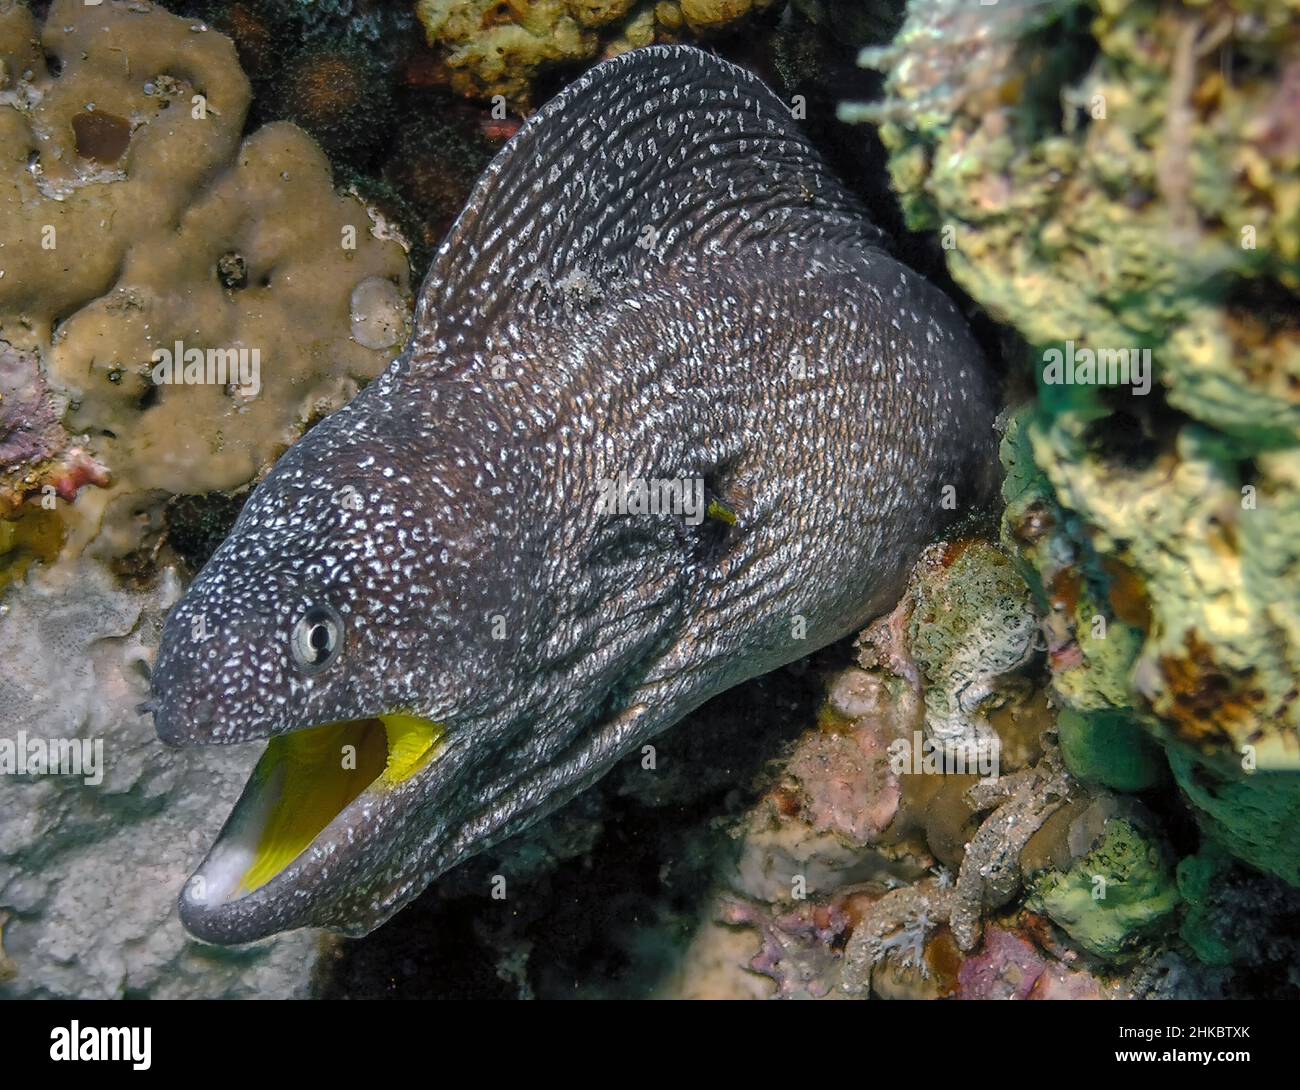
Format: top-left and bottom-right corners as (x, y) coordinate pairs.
(238, 714), (446, 894)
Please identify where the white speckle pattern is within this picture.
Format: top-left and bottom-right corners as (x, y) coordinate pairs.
(151, 46), (999, 944)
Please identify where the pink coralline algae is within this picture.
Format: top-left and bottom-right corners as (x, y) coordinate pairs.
(0, 342), (109, 516)
(956, 927), (1049, 1000)
(718, 896), (855, 1000)
(786, 707), (903, 846)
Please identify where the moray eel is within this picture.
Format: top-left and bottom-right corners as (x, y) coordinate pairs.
(151, 45), (1000, 944)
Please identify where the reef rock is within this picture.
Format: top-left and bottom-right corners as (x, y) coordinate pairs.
(846, 0), (1300, 885)
(0, 563), (321, 998)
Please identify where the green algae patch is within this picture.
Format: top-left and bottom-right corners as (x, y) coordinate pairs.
(1176, 851), (1242, 967)
(1028, 818), (1181, 961)
(1058, 708), (1167, 792)
(1167, 745), (1300, 888)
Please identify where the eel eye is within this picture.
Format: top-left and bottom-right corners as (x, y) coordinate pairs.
(290, 604), (344, 674)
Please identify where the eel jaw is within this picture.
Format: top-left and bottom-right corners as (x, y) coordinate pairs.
(177, 713), (445, 944)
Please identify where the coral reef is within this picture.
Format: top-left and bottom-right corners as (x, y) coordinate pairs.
(278, 42), (392, 159)
(702, 566), (1184, 1000)
(168, 1), (502, 276)
(176, 0), (418, 159)
(2, 0), (1294, 999)
(717, 897), (853, 999)
(704, 531), (1273, 997)
(415, 0), (778, 108)
(1176, 849), (1300, 977)
(862, 539), (1039, 760)
(1057, 707), (1165, 792)
(1167, 743), (1300, 886)
(947, 746), (1076, 952)
(727, 668), (922, 906)
(846, 0), (1300, 886)
(0, 0), (411, 564)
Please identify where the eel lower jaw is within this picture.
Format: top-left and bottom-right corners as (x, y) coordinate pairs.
(177, 713), (445, 942)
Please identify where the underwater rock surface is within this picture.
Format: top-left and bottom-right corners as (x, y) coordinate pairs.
(0, 564), (320, 998)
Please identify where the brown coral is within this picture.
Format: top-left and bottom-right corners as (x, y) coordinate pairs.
(415, 0), (775, 108)
(0, 0), (411, 563)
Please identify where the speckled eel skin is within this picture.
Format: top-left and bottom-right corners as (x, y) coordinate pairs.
(151, 45), (1000, 943)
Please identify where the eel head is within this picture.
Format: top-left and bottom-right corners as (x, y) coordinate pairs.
(150, 403), (553, 943)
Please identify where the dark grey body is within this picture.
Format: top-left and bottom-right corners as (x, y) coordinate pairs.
(151, 45), (999, 943)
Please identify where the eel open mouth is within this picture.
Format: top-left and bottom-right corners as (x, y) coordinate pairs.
(188, 714), (445, 908)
